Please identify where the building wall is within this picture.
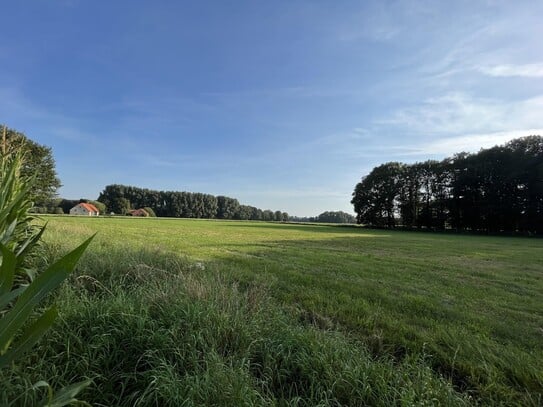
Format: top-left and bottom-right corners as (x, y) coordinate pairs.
(70, 205), (96, 216)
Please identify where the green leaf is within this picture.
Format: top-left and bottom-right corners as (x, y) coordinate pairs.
(0, 235), (94, 354)
(0, 219), (18, 246)
(15, 223), (46, 264)
(39, 379), (93, 407)
(0, 286), (25, 310)
(0, 185), (32, 227)
(32, 381), (53, 406)
(32, 380), (51, 389)
(0, 307), (57, 369)
(0, 243), (16, 297)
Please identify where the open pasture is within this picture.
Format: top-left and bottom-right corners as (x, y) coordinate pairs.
(3, 216), (542, 405)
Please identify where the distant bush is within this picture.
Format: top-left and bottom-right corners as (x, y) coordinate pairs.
(143, 207), (156, 217)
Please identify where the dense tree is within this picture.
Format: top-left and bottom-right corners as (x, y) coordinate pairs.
(234, 205), (253, 220)
(58, 199), (80, 214)
(251, 207), (263, 221)
(97, 185), (127, 215)
(352, 136), (543, 234)
(316, 211), (356, 224)
(262, 210), (274, 221)
(352, 162), (403, 227)
(97, 184), (287, 221)
(217, 196), (240, 219)
(1, 125), (61, 203)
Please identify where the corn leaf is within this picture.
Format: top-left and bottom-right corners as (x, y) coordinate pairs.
(0, 243), (16, 297)
(0, 235), (94, 354)
(39, 379), (93, 407)
(0, 286), (25, 310)
(15, 224), (46, 264)
(0, 307), (57, 369)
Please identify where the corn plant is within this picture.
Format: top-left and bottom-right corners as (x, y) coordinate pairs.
(0, 148), (93, 406)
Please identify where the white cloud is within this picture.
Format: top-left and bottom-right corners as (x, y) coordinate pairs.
(379, 93), (543, 136)
(408, 129), (543, 156)
(378, 93), (506, 135)
(477, 63), (543, 78)
(336, 93), (543, 162)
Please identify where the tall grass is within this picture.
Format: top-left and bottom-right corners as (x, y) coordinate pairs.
(1, 241), (471, 406)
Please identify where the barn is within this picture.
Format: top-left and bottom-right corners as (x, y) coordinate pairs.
(70, 202), (100, 216)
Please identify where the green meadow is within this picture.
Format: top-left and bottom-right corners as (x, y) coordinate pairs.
(3, 216), (542, 406)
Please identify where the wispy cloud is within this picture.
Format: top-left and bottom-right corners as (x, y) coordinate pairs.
(417, 5), (543, 82)
(378, 93), (543, 136)
(477, 63), (543, 78)
(405, 129), (543, 156)
(340, 129), (543, 161)
(377, 93), (505, 135)
(0, 87), (95, 144)
(317, 92), (543, 163)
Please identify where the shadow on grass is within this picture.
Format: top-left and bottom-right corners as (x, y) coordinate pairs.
(221, 221), (395, 236)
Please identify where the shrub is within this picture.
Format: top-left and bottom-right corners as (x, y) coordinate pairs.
(142, 207), (156, 217)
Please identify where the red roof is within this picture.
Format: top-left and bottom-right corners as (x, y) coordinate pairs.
(78, 202), (99, 213)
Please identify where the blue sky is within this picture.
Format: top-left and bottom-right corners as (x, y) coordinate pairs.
(1, 1), (542, 216)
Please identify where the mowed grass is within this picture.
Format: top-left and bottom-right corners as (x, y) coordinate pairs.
(3, 216), (542, 405)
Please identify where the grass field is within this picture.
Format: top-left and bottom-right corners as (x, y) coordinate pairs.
(2, 216), (542, 406)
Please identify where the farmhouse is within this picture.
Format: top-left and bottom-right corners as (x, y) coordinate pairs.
(128, 208), (149, 217)
(70, 202), (100, 216)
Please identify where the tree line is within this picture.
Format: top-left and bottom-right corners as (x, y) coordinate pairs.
(351, 136), (543, 234)
(290, 211), (356, 224)
(97, 184), (289, 221)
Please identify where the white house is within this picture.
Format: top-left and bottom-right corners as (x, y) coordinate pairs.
(70, 202), (100, 216)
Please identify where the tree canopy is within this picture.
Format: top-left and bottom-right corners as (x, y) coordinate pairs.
(351, 136), (543, 234)
(316, 211), (356, 224)
(97, 184), (288, 220)
(1, 125), (61, 203)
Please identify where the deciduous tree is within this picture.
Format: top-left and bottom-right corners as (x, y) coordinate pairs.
(1, 125), (61, 203)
